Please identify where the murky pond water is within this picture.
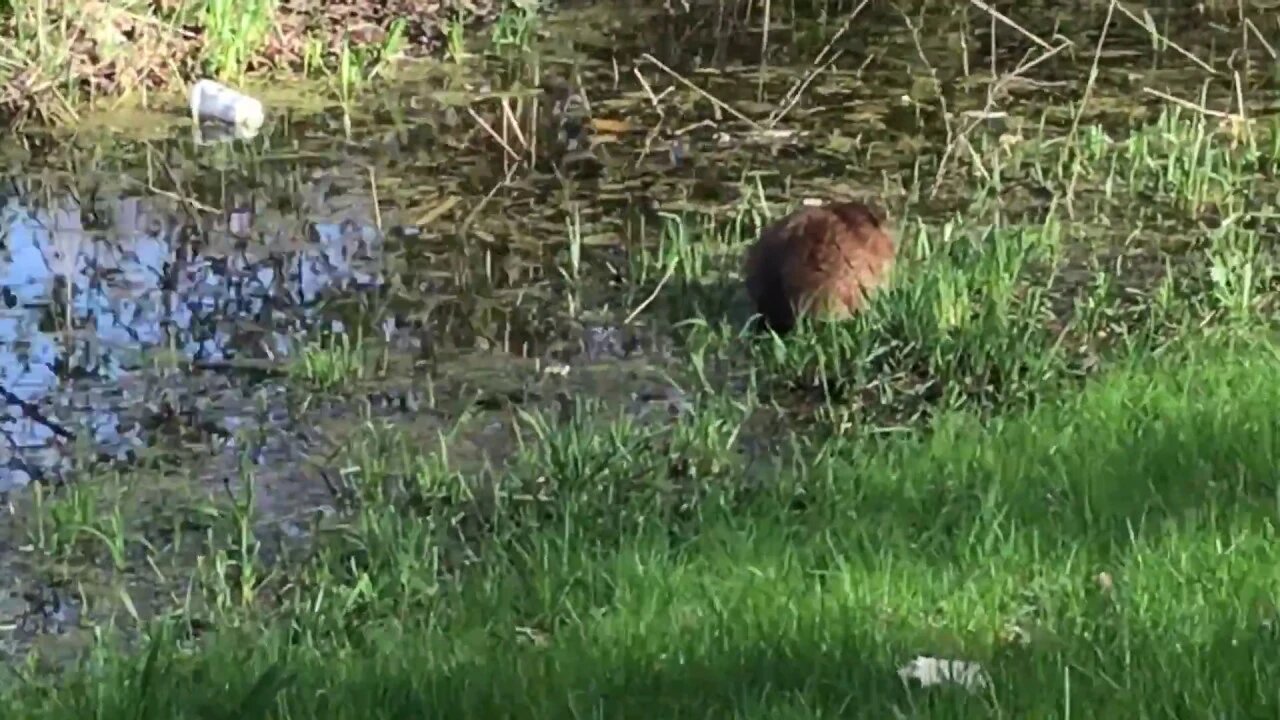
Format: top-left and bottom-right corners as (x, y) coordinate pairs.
(2, 0), (1278, 670)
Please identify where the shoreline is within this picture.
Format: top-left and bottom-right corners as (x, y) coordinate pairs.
(0, 0), (526, 128)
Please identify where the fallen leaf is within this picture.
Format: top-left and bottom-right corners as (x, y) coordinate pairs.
(590, 117), (634, 134)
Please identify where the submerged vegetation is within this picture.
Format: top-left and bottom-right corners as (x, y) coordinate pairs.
(4, 0), (1280, 716)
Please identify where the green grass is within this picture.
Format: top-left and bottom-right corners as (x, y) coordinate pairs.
(614, 107), (1280, 426)
(5, 0), (1280, 716)
(9, 330), (1280, 718)
(289, 329), (385, 393)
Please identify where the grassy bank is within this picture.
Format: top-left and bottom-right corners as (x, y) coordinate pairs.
(0, 0), (524, 126)
(7, 329), (1280, 718)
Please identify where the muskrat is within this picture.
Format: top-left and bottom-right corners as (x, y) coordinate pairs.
(743, 200), (896, 335)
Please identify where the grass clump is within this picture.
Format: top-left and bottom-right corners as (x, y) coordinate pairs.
(289, 329), (385, 393)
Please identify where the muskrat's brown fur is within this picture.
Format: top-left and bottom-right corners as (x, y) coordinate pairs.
(743, 200), (896, 335)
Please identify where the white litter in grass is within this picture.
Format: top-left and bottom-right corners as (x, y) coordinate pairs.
(189, 79), (265, 134)
(897, 655), (992, 692)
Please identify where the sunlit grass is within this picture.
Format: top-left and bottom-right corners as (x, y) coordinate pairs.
(10, 330), (1280, 718)
(981, 107), (1280, 218)
(199, 0), (276, 80)
(289, 330), (383, 392)
(619, 106), (1280, 424)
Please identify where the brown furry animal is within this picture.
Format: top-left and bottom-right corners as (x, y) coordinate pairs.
(743, 200), (896, 335)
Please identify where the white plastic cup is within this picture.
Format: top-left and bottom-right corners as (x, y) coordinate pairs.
(189, 79), (265, 132)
